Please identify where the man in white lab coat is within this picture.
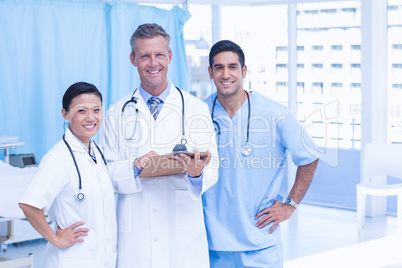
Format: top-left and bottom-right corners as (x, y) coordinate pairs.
(102, 23), (218, 268)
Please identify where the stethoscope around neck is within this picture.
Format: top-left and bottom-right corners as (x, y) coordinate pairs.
(63, 134), (107, 202)
(211, 90), (252, 156)
(121, 86), (188, 153)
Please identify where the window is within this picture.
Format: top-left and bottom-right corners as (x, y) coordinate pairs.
(220, 5), (288, 102)
(331, 63), (343, 71)
(331, 45), (343, 51)
(297, 1), (361, 150)
(312, 63), (323, 69)
(387, 1), (402, 144)
(183, 5), (212, 99)
(392, 44), (402, 50)
(351, 82), (361, 88)
(312, 45), (324, 51)
(276, 82), (287, 93)
(392, 83), (402, 90)
(312, 82), (324, 94)
(276, 63), (287, 72)
(322, 9), (337, 14)
(350, 44), (361, 60)
(276, 46), (288, 59)
(331, 82), (343, 87)
(257, 64), (266, 73)
(351, 44), (361, 50)
(297, 82), (305, 94)
(331, 82), (343, 94)
(351, 63), (361, 69)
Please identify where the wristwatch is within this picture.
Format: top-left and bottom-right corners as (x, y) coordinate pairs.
(284, 197), (299, 209)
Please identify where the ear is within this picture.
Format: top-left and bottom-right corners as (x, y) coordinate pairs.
(167, 50), (172, 64)
(242, 65), (248, 79)
(208, 66), (213, 79)
(62, 108), (69, 121)
(130, 53), (137, 67)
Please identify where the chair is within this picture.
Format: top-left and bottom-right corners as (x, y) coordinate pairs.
(356, 143), (402, 234)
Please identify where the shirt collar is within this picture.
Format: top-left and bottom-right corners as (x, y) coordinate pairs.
(65, 128), (95, 157)
(139, 82), (171, 103)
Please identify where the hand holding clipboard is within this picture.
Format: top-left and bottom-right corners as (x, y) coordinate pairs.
(137, 149), (211, 178)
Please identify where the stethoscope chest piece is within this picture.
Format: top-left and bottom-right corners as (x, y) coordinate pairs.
(75, 191), (86, 202)
(242, 143), (252, 156)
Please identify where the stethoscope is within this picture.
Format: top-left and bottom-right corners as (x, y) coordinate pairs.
(211, 90), (252, 156)
(121, 86), (188, 153)
(63, 134), (107, 202)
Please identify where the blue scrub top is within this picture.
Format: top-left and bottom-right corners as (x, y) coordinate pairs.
(202, 91), (318, 251)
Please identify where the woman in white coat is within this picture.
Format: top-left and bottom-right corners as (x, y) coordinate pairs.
(19, 82), (136, 268)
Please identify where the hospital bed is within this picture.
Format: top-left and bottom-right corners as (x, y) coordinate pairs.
(0, 161), (39, 267)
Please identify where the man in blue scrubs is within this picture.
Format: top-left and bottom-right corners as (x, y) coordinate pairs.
(203, 40), (320, 268)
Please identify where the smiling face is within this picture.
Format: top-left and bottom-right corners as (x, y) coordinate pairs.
(130, 35), (172, 96)
(208, 51), (247, 99)
(62, 93), (102, 146)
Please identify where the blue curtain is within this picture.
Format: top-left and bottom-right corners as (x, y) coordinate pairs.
(0, 0), (190, 161)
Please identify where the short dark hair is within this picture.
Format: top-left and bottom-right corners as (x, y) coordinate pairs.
(209, 40), (245, 68)
(62, 82), (102, 112)
(130, 23), (171, 55)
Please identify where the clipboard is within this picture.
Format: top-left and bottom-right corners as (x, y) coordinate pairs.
(139, 152), (208, 178)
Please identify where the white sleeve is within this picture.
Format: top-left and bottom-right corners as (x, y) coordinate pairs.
(19, 154), (66, 214)
(186, 101), (219, 200)
(107, 159), (143, 194)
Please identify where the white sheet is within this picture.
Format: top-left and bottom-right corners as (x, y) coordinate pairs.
(0, 161), (37, 218)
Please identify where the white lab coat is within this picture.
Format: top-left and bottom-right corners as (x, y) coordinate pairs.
(103, 82), (219, 268)
(19, 128), (136, 268)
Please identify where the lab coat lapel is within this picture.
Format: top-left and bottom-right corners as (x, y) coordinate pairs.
(133, 88), (150, 117)
(65, 128), (88, 154)
(156, 83), (182, 123)
(64, 128), (94, 165)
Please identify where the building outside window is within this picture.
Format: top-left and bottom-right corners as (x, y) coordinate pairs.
(296, 1), (361, 149)
(387, 0), (402, 144)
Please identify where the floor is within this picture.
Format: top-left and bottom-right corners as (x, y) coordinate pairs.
(0, 204), (398, 268)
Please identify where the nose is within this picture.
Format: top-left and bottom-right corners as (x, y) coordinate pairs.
(86, 111), (97, 121)
(149, 56), (157, 67)
(222, 67), (230, 78)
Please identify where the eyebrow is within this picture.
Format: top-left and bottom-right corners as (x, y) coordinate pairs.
(213, 63), (239, 68)
(72, 104), (100, 110)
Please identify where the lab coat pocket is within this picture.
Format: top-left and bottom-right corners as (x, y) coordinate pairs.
(175, 190), (204, 230)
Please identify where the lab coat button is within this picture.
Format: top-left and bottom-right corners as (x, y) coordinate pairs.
(153, 237), (159, 242)
(152, 208), (158, 213)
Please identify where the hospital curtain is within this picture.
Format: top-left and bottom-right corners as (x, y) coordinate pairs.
(0, 0), (190, 160)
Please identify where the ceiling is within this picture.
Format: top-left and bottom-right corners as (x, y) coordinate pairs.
(108, 0), (349, 7)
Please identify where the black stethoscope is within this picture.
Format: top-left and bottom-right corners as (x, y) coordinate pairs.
(121, 86), (188, 153)
(211, 90), (252, 156)
(63, 134), (107, 202)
